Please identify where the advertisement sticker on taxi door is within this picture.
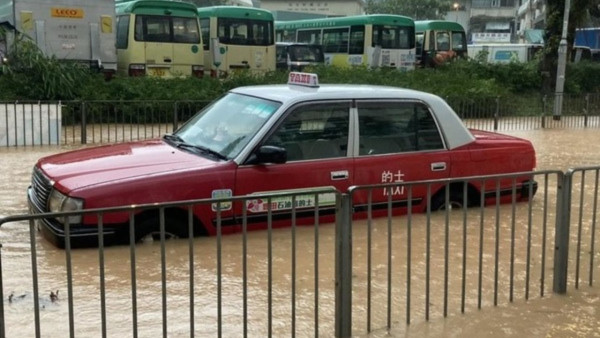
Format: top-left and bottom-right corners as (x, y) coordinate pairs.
(246, 193), (336, 213)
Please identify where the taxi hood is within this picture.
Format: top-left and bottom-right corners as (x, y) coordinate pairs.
(37, 139), (218, 192)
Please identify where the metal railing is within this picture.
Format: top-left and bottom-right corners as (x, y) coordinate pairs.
(0, 167), (598, 337)
(3, 93), (600, 147)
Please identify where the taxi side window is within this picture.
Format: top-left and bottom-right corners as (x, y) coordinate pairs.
(264, 103), (350, 161)
(358, 101), (443, 155)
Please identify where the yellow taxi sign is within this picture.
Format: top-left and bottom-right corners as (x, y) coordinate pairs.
(288, 72), (319, 87)
(51, 7), (84, 19)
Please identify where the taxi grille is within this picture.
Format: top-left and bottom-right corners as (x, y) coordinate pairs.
(31, 166), (52, 211)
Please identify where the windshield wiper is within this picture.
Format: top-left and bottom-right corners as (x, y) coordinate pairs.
(177, 143), (229, 161)
(163, 133), (185, 144)
(163, 134), (228, 161)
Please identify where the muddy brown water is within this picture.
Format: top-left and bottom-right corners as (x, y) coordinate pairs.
(0, 129), (599, 337)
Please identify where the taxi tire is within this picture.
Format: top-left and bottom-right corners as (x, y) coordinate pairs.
(430, 191), (464, 211)
(134, 213), (189, 243)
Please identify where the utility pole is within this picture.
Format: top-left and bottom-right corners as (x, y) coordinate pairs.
(553, 0), (571, 120)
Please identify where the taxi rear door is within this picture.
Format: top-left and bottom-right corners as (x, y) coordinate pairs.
(351, 100), (451, 215)
(234, 101), (354, 230)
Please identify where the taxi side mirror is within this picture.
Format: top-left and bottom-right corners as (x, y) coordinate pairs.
(248, 145), (287, 165)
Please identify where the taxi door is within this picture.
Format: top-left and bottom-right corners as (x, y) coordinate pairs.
(234, 101), (354, 230)
(351, 100), (451, 215)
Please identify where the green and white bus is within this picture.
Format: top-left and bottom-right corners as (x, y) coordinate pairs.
(275, 15), (416, 71)
(115, 0), (204, 78)
(197, 6), (276, 77)
(415, 20), (467, 67)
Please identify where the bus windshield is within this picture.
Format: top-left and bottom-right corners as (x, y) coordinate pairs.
(135, 15), (200, 44)
(218, 18), (274, 46)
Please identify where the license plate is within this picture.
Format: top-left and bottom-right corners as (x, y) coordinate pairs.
(149, 68), (167, 77)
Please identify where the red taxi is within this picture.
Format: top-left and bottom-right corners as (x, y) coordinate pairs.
(28, 73), (537, 247)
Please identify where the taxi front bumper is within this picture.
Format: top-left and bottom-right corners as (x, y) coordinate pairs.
(27, 187), (125, 248)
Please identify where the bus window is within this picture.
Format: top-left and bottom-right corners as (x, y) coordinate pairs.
(173, 17), (200, 44)
(200, 18), (210, 50)
(436, 31), (450, 51)
(217, 18), (272, 46)
(298, 29), (321, 45)
(116, 16), (130, 49)
(139, 16), (172, 42)
(415, 32), (423, 56)
(323, 28), (349, 53)
(451, 31), (466, 51)
(373, 25), (412, 49)
(349, 26), (365, 54)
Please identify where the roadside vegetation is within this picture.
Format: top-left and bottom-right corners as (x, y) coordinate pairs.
(1, 38), (600, 103)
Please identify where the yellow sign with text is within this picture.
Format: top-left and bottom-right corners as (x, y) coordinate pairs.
(51, 8), (84, 19)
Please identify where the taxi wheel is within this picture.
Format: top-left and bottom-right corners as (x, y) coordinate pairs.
(430, 191), (464, 211)
(135, 213), (189, 243)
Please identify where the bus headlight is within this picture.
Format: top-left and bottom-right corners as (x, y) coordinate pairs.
(48, 189), (84, 224)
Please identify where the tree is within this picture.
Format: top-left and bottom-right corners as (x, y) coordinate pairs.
(364, 0), (453, 20)
(541, 0), (600, 92)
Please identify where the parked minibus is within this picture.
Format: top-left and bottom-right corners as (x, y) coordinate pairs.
(415, 20), (467, 67)
(115, 0), (204, 77)
(276, 14), (416, 71)
(197, 6), (276, 77)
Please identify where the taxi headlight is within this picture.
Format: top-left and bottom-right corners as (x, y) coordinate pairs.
(48, 189), (83, 224)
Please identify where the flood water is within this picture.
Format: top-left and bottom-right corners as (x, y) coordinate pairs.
(1, 128), (599, 337)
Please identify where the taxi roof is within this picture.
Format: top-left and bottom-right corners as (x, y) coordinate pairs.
(231, 84), (439, 104)
(231, 83), (476, 150)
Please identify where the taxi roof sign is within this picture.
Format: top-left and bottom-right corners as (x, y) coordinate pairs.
(288, 72), (319, 87)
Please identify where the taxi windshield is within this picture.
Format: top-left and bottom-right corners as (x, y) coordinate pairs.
(174, 93), (281, 159)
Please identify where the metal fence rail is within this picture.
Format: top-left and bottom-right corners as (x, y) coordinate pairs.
(0, 169), (598, 337)
(0, 187), (339, 338)
(3, 93), (600, 147)
(343, 170), (563, 335)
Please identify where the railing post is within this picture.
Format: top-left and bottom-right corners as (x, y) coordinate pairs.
(541, 95), (547, 129)
(173, 101), (179, 133)
(494, 97), (499, 131)
(584, 94), (589, 127)
(80, 101), (87, 145)
(335, 193), (352, 338)
(553, 172), (571, 294)
(0, 243), (4, 338)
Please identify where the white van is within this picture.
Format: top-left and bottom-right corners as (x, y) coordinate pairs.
(467, 43), (543, 63)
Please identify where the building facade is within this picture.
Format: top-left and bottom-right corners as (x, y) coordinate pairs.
(260, 0), (365, 17)
(445, 0), (547, 44)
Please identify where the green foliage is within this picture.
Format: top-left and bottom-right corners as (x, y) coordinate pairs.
(565, 60), (600, 94)
(1, 35), (94, 100)
(2, 44), (600, 103)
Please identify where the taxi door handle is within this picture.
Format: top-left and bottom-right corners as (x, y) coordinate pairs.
(164, 58), (172, 63)
(431, 162), (447, 171)
(331, 170), (349, 180)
